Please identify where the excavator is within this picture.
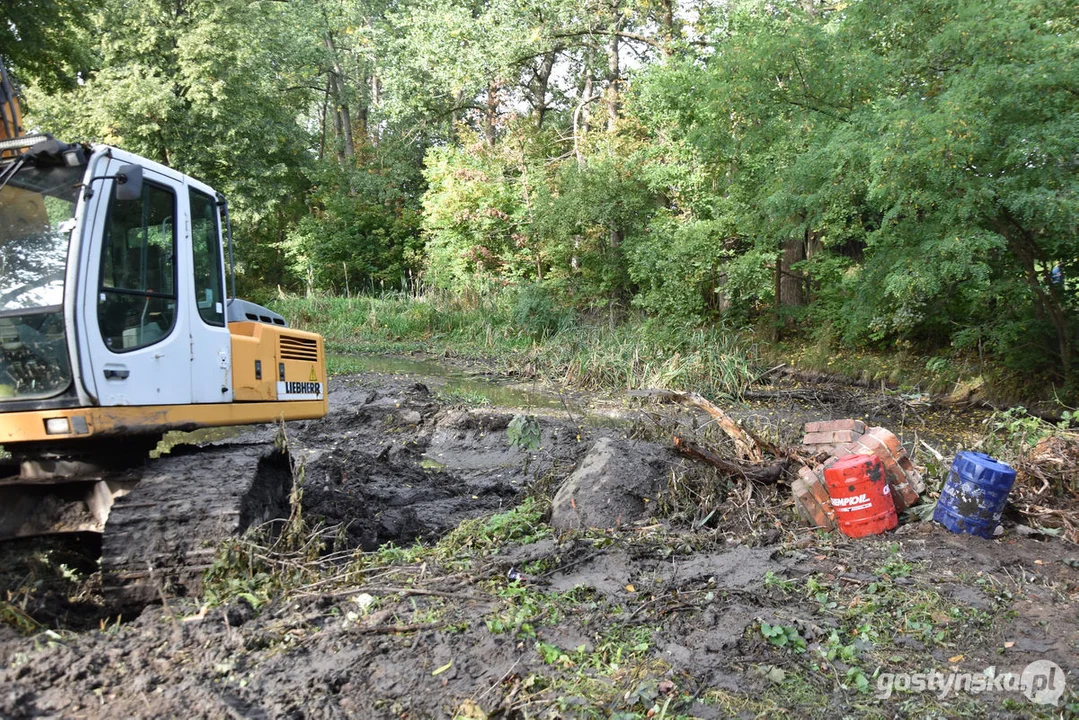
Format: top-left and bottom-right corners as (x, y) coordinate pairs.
(0, 62), (328, 600)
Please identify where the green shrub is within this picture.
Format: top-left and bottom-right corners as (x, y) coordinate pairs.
(512, 284), (570, 339)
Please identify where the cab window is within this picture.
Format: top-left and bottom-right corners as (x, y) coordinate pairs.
(98, 180), (177, 352)
(189, 189), (225, 327)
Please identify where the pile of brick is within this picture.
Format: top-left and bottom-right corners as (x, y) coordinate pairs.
(792, 419), (925, 531)
(792, 465), (837, 529)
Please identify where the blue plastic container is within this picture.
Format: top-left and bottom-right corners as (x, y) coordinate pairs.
(934, 451), (1017, 539)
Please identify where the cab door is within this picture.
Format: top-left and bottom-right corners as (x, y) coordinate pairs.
(81, 161), (192, 406)
(185, 181), (232, 403)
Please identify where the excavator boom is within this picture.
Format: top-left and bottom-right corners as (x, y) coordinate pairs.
(0, 62), (23, 147)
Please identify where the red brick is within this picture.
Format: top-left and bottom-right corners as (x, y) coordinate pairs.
(898, 456), (926, 494)
(867, 427), (905, 459)
(853, 434), (885, 453)
(846, 428), (922, 511)
(803, 429), (860, 445)
(804, 471), (832, 507)
(804, 419), (866, 434)
(796, 465), (832, 505)
(895, 482), (919, 510)
(793, 476), (837, 530)
(832, 442), (857, 456)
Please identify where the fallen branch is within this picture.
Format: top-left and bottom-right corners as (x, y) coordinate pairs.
(919, 439), (945, 462)
(349, 587), (487, 601)
(634, 389), (763, 462)
(673, 436), (788, 484)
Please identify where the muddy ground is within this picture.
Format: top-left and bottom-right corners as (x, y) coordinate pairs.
(0, 360), (1077, 719)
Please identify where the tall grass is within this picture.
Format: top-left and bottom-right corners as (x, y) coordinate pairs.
(517, 323), (759, 399)
(271, 292), (759, 398)
(273, 292), (524, 350)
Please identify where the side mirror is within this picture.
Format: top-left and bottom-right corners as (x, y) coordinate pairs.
(115, 164), (143, 201)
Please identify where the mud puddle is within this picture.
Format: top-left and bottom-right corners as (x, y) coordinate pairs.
(342, 354), (636, 430)
(288, 378), (596, 550)
(346, 354), (572, 411)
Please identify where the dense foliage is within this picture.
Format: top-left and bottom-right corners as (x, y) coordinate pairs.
(6, 0), (1077, 392)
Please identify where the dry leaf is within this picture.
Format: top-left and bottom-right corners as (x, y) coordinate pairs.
(455, 700), (488, 720)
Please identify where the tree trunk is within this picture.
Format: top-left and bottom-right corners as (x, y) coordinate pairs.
(997, 212), (1073, 382)
(608, 227), (623, 329)
(318, 82), (330, 161)
(532, 51), (557, 129)
(355, 68), (371, 147)
(805, 227), (823, 260)
(328, 73), (345, 165)
(337, 96), (354, 163)
(780, 236), (805, 308)
(369, 72), (381, 145)
(574, 71), (595, 167)
(324, 33), (354, 162)
(772, 236), (806, 340)
(659, 0), (676, 57)
(484, 81), (499, 148)
(605, 13), (622, 131)
(355, 96), (368, 147)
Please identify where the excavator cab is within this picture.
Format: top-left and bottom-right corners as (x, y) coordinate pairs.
(0, 137), (327, 447)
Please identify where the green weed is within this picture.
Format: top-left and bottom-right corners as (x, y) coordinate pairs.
(760, 621), (807, 653)
(433, 387), (491, 406)
(506, 414), (542, 450)
(202, 461), (328, 609)
(764, 570), (796, 593)
(0, 601), (41, 634)
(437, 497), (550, 557)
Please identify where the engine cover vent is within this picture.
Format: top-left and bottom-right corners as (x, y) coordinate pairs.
(280, 335), (318, 362)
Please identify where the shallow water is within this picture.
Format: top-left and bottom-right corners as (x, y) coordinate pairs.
(343, 354), (580, 413)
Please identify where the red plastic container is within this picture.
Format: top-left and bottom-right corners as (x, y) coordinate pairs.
(823, 454), (898, 538)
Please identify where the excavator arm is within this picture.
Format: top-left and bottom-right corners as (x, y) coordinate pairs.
(0, 61), (24, 148)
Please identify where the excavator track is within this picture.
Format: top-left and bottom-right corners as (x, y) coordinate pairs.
(100, 443), (292, 606)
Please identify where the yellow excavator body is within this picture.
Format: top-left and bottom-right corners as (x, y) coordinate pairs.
(0, 322), (327, 445)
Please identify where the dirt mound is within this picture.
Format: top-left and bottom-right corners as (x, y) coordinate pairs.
(290, 379), (594, 550)
(549, 436), (677, 530)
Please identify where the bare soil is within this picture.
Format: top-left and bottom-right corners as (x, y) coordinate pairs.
(0, 361), (1076, 719)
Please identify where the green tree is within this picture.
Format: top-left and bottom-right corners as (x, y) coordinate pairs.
(26, 0), (319, 290)
(1, 0), (95, 93)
